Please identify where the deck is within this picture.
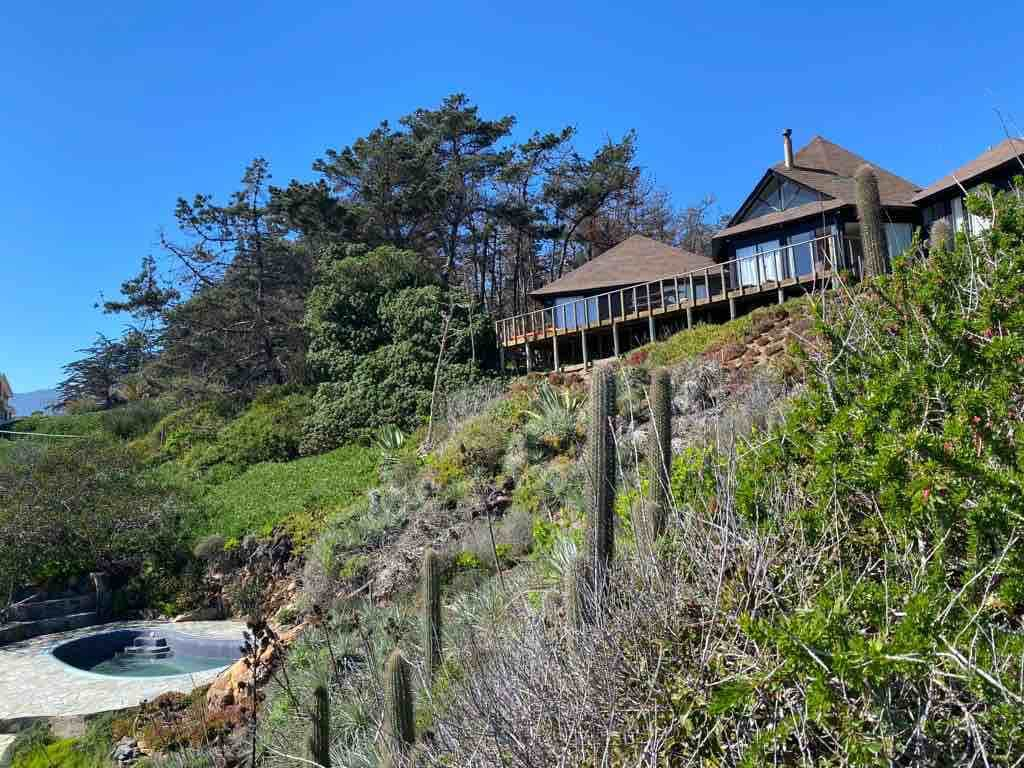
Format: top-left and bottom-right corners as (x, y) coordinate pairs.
(496, 233), (862, 370)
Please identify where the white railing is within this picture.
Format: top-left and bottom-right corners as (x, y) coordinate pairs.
(496, 233), (860, 346)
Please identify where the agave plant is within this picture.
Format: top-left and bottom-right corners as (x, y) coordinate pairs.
(374, 425), (406, 478)
(524, 381), (584, 454)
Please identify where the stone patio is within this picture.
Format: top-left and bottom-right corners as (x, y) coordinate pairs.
(0, 620), (246, 724)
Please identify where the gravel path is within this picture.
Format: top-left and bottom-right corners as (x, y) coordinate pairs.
(0, 620), (246, 722)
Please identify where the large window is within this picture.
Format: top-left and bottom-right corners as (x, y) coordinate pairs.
(552, 295), (599, 330)
(884, 223), (913, 259)
(736, 239), (781, 286)
(742, 176), (821, 221)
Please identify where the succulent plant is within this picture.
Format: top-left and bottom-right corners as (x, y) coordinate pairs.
(382, 649), (415, 766)
(308, 684), (330, 768)
(855, 164), (890, 277)
(422, 547), (443, 680)
(647, 367), (673, 541)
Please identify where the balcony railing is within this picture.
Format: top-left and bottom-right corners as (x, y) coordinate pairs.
(496, 233), (861, 347)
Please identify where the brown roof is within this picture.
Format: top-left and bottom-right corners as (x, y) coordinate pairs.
(715, 136), (920, 240)
(530, 235), (714, 298)
(0, 374), (12, 401)
(911, 137), (1024, 203)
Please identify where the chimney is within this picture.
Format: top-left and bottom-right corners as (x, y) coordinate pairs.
(783, 129), (794, 168)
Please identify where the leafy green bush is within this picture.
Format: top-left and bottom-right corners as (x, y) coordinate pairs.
(100, 398), (173, 440)
(193, 391), (312, 470)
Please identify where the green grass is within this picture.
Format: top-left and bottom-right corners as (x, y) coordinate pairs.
(9, 411), (105, 436)
(182, 442), (381, 541)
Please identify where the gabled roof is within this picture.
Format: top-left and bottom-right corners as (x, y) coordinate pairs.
(911, 137), (1024, 203)
(531, 235), (714, 298)
(715, 136), (920, 240)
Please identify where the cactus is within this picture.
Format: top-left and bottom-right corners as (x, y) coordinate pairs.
(584, 365), (617, 613)
(855, 164), (890, 277)
(647, 368), (673, 542)
(930, 219), (950, 252)
(422, 547), (443, 681)
(308, 684), (331, 768)
(564, 555), (593, 630)
(382, 649), (415, 766)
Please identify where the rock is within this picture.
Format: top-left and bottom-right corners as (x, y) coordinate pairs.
(206, 622), (306, 712)
(111, 737), (144, 764)
(172, 605), (223, 623)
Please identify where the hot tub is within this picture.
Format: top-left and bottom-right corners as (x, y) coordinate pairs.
(52, 628), (241, 678)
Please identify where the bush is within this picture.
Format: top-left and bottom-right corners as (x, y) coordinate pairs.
(194, 391), (312, 469)
(100, 398), (173, 440)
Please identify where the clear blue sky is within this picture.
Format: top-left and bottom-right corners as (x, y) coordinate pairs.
(2, 1), (1022, 391)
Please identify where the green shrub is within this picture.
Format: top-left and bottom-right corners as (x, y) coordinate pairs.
(100, 399), (173, 440)
(195, 391), (312, 469)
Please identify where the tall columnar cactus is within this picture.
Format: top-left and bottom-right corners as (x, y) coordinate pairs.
(647, 368), (673, 542)
(855, 164), (890, 277)
(586, 365), (617, 607)
(930, 219), (951, 252)
(309, 684), (331, 768)
(383, 649), (415, 766)
(422, 547), (443, 681)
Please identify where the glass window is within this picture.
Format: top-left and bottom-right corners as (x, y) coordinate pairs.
(553, 295), (599, 330)
(739, 176), (821, 223)
(736, 240), (781, 286)
(884, 223), (913, 260)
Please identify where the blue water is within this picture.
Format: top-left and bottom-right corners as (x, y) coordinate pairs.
(87, 653), (230, 677)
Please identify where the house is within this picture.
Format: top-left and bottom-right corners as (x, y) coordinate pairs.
(495, 130), (1023, 371)
(0, 373), (13, 423)
(711, 131), (920, 281)
(912, 137), (1024, 240)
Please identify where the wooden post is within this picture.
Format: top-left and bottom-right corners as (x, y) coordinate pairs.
(612, 322), (620, 356)
(648, 314), (656, 343)
(499, 343), (505, 372)
(703, 268), (710, 301)
(552, 332), (560, 371)
(729, 297), (736, 320)
(689, 273), (696, 303)
(525, 341), (532, 373)
(686, 305), (693, 329)
(581, 329), (589, 368)
(720, 265), (727, 299)
(673, 276), (680, 307)
(777, 287), (784, 305)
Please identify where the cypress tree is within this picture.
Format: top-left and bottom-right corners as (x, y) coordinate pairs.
(855, 164), (890, 277)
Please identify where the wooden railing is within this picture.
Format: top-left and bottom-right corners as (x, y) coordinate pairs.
(496, 233), (860, 347)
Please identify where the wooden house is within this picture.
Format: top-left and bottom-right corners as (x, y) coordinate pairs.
(0, 373), (13, 423)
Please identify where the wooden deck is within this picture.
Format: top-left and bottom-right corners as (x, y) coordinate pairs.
(496, 234), (862, 369)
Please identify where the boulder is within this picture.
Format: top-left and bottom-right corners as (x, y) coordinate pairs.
(206, 622), (306, 712)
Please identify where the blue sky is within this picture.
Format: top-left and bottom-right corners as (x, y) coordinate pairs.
(1, 1), (1022, 391)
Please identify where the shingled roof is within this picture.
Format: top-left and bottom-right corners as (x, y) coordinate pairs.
(531, 235), (714, 298)
(715, 136), (920, 240)
(911, 137), (1024, 203)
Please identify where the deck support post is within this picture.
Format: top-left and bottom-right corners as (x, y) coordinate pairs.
(552, 333), (560, 371)
(580, 329), (589, 368)
(525, 341), (532, 373)
(686, 306), (693, 329)
(777, 287), (784, 305)
(729, 297), (737, 320)
(648, 314), (656, 343)
(612, 322), (620, 357)
(499, 344), (505, 372)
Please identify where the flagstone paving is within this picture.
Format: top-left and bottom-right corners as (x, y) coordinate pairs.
(0, 620), (246, 722)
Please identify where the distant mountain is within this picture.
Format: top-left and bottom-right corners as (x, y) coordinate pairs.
(10, 389), (60, 417)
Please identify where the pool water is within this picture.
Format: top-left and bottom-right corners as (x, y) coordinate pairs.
(87, 652), (232, 678)
(52, 628), (241, 679)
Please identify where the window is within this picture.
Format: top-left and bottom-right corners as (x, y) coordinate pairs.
(884, 223), (913, 260)
(552, 295), (599, 330)
(741, 176), (821, 222)
(736, 239), (781, 286)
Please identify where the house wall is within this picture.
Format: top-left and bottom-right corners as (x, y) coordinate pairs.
(920, 163), (1022, 238)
